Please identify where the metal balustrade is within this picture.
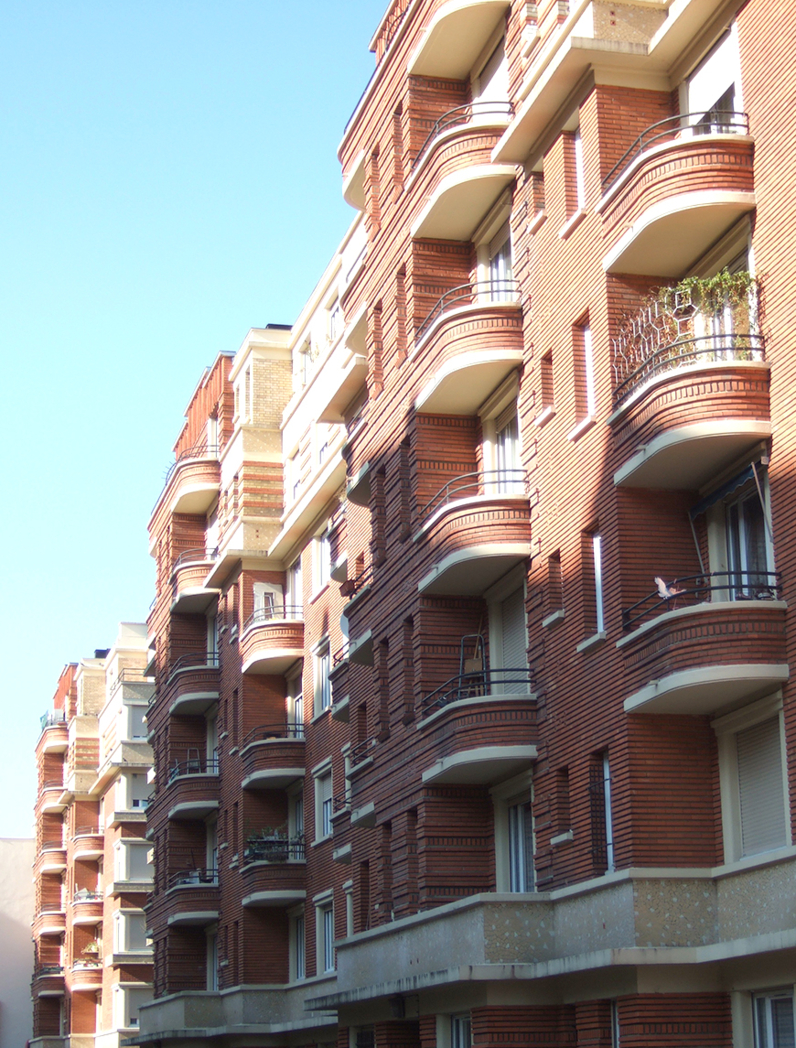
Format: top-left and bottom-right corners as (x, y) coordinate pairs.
(40, 709), (66, 730)
(241, 721), (305, 746)
(168, 867), (219, 889)
(419, 469), (527, 525)
(168, 757), (219, 783)
(241, 604), (304, 633)
(412, 100), (515, 171)
(242, 835), (305, 863)
(416, 279), (520, 343)
(602, 111), (750, 193)
(622, 570), (783, 632)
(167, 651), (220, 682)
(73, 889), (103, 903)
(172, 547), (215, 571)
(420, 667), (534, 715)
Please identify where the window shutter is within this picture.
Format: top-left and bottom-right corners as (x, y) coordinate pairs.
(737, 716), (787, 857)
(500, 588), (527, 675)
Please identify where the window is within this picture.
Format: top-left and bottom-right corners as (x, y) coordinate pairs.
(253, 583), (278, 622)
(592, 532), (604, 633)
(495, 404), (523, 494)
(317, 900), (335, 973)
(755, 991), (795, 1048)
(291, 909), (306, 980)
(328, 298), (342, 344)
(115, 841), (153, 883)
(314, 640), (331, 715)
(287, 556), (303, 616)
(573, 125), (586, 210)
(114, 985), (153, 1030)
(475, 35), (507, 103)
(288, 672), (304, 738)
(128, 705), (147, 740)
(589, 752), (614, 874)
(314, 768), (333, 841)
(129, 773), (149, 810)
(508, 796), (534, 891)
(488, 224), (513, 301)
(686, 31), (741, 129)
(726, 487), (771, 598)
(451, 1014), (472, 1048)
(714, 696), (789, 862)
(114, 910), (148, 953)
(207, 930), (218, 991)
(315, 528), (331, 591)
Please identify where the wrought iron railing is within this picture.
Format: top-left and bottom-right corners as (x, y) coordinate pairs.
(73, 889), (103, 903)
(108, 666), (155, 699)
(74, 826), (100, 838)
(241, 721), (305, 747)
(332, 791), (350, 813)
(612, 285), (762, 407)
(153, 442), (220, 511)
(349, 737), (377, 767)
(241, 604), (304, 633)
(168, 867), (219, 889)
(167, 651), (220, 682)
(416, 279), (520, 343)
(602, 110), (750, 193)
(419, 469), (527, 524)
(168, 757), (219, 782)
(37, 965), (64, 976)
(242, 835), (305, 863)
(340, 563), (373, 600)
(40, 708), (66, 731)
(622, 570), (783, 632)
(172, 547), (215, 572)
(412, 100), (515, 171)
(41, 839), (65, 851)
(420, 667), (534, 716)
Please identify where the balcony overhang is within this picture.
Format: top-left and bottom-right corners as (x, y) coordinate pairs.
(170, 586), (221, 615)
(408, 0), (509, 79)
(421, 744), (537, 786)
(349, 631), (374, 667)
(168, 799), (220, 821)
(169, 691), (219, 717)
(415, 349), (523, 414)
(316, 354), (368, 425)
(73, 844), (104, 861)
(614, 420), (773, 490)
(602, 191), (756, 277)
(346, 461), (371, 507)
(624, 663), (790, 717)
(42, 734), (68, 755)
(167, 910), (220, 928)
(40, 859), (67, 873)
(204, 548), (270, 590)
(241, 646), (304, 676)
(71, 910), (103, 926)
(38, 919), (66, 936)
(242, 889), (306, 909)
(241, 767), (305, 790)
(411, 165), (517, 241)
(419, 543), (531, 596)
(350, 802), (376, 828)
(343, 150), (367, 211)
(171, 480), (219, 517)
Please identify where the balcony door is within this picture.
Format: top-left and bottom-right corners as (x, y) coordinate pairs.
(489, 583), (529, 694)
(488, 224), (513, 302)
(726, 488), (771, 598)
(495, 404), (523, 494)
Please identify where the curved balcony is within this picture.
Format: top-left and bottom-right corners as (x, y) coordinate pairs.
(165, 653), (220, 716)
(411, 100), (514, 179)
(69, 962), (103, 991)
(34, 909), (66, 937)
(153, 442), (220, 518)
(39, 780), (65, 814)
(413, 281), (523, 414)
(72, 828), (103, 860)
(38, 841), (66, 873)
(165, 758), (220, 820)
(71, 890), (103, 925)
(166, 869), (220, 926)
(39, 710), (68, 753)
(171, 549), (220, 614)
(416, 471), (531, 595)
(599, 114), (755, 277)
(240, 838), (306, 908)
(240, 723), (305, 790)
(32, 966), (65, 997)
(418, 668), (537, 785)
(408, 0), (509, 79)
(610, 294), (769, 488)
(240, 606), (304, 675)
(619, 573), (788, 716)
(411, 148), (517, 241)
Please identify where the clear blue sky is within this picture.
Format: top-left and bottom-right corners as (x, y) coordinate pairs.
(0, 0), (386, 837)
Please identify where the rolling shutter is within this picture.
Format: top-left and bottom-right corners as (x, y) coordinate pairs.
(737, 716), (787, 857)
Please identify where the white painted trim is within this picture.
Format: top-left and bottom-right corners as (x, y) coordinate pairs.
(418, 543), (532, 592)
(576, 631), (606, 654)
(421, 744), (537, 784)
(623, 664), (790, 715)
(618, 600), (788, 649)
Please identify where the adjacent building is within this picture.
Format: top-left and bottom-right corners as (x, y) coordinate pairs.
(31, 625), (154, 1048)
(37, 0), (796, 1046)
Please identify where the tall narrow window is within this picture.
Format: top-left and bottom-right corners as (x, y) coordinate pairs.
(315, 769), (333, 841)
(293, 910), (305, 980)
(314, 529), (331, 592)
(589, 751), (614, 874)
(755, 991), (795, 1047)
(573, 319), (596, 422)
(315, 640), (331, 715)
(451, 1014), (472, 1048)
(736, 717), (787, 858)
(507, 796), (534, 891)
(592, 532), (604, 633)
(489, 224), (513, 301)
(726, 486), (771, 598)
(495, 404), (523, 494)
(319, 902), (335, 972)
(574, 125), (586, 210)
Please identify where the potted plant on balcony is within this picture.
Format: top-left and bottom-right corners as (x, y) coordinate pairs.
(82, 940), (101, 959)
(244, 827), (289, 863)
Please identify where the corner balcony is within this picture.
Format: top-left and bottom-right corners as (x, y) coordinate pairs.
(166, 868), (220, 927)
(416, 471), (531, 595)
(153, 442), (221, 518)
(166, 757), (220, 820)
(240, 837), (306, 908)
(71, 890), (104, 925)
(240, 722), (305, 790)
(411, 148), (517, 240)
(240, 606), (304, 675)
(410, 100), (514, 187)
(407, 0), (509, 79)
(418, 668), (537, 785)
(72, 827), (104, 860)
(38, 840), (66, 873)
(619, 572), (788, 716)
(171, 549), (220, 614)
(598, 113), (755, 276)
(69, 962), (103, 992)
(32, 965), (65, 997)
(412, 280), (523, 414)
(39, 780), (66, 814)
(34, 909), (66, 937)
(39, 710), (68, 753)
(610, 285), (769, 488)
(165, 652), (220, 716)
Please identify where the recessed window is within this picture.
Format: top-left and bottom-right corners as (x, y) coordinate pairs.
(314, 640), (331, 715)
(315, 529), (331, 592)
(755, 990), (794, 1047)
(451, 1014), (472, 1048)
(314, 768), (333, 841)
(317, 900), (335, 972)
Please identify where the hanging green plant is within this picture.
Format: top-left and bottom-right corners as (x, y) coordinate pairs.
(657, 269), (756, 315)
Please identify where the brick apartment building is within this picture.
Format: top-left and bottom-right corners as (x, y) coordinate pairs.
(31, 625), (154, 1047)
(135, 0), (796, 1045)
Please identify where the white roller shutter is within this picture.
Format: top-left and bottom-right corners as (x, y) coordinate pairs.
(737, 716), (787, 857)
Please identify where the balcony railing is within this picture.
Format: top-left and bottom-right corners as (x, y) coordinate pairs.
(172, 547), (215, 571)
(73, 889), (103, 903)
(420, 469), (527, 524)
(161, 442), (220, 488)
(612, 283), (762, 408)
(349, 737), (377, 767)
(40, 709), (66, 731)
(168, 867), (218, 889)
(420, 667), (534, 716)
(339, 563), (373, 601)
(602, 111), (749, 194)
(412, 101), (515, 171)
(168, 757), (219, 783)
(416, 279), (520, 343)
(242, 604), (304, 633)
(242, 835), (305, 863)
(41, 779), (63, 791)
(167, 651), (220, 682)
(108, 666), (154, 699)
(241, 721), (305, 746)
(36, 965), (64, 976)
(622, 570), (783, 632)
(74, 825), (100, 837)
(41, 839), (65, 851)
